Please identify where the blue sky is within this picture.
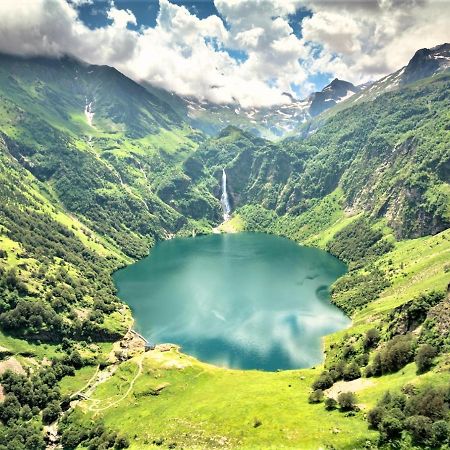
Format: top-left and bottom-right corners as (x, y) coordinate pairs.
(1, 0), (448, 107)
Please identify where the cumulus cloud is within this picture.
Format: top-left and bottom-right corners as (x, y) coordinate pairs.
(301, 0), (450, 84)
(0, 0), (448, 107)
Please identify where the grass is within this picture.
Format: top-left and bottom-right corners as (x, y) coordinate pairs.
(79, 348), (376, 449)
(60, 365), (99, 397)
(354, 228), (450, 324)
(217, 215), (244, 233)
(0, 330), (60, 360)
(64, 217), (450, 449)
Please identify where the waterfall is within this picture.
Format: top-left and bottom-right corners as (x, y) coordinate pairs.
(85, 98), (94, 127)
(220, 169), (231, 221)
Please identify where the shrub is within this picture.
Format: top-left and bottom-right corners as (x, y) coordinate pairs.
(42, 402), (61, 425)
(312, 372), (333, 390)
(367, 384), (450, 445)
(431, 420), (449, 446)
(337, 392), (357, 411)
(406, 386), (448, 421)
(308, 389), (324, 404)
(364, 328), (380, 350)
(367, 406), (384, 429)
(415, 344), (438, 374)
(115, 435), (130, 449)
(368, 334), (416, 375)
(379, 412), (405, 441)
(324, 397), (337, 410)
(328, 361), (345, 381)
(406, 415), (433, 444)
(342, 362), (361, 381)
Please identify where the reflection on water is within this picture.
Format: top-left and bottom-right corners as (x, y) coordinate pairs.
(113, 233), (349, 371)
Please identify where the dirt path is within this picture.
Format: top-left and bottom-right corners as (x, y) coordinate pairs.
(325, 378), (375, 402)
(87, 353), (144, 413)
(70, 365), (100, 400)
(45, 325), (146, 449)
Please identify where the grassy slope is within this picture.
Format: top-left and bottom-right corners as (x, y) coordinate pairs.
(67, 212), (449, 449)
(76, 348), (376, 450)
(0, 56), (448, 449)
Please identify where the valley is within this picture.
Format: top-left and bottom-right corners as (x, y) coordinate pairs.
(0, 42), (449, 450)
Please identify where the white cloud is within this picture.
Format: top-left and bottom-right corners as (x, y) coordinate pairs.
(0, 0), (448, 107)
(301, 0), (450, 84)
(107, 4), (137, 29)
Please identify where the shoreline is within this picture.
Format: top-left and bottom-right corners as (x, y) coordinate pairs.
(112, 222), (351, 374)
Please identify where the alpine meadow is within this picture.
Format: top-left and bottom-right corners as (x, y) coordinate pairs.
(0, 1), (449, 449)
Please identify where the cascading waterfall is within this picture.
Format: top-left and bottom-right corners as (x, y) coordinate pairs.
(84, 98), (94, 127)
(220, 168), (231, 221)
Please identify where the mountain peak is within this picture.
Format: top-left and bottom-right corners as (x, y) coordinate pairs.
(402, 42), (450, 85)
(308, 78), (360, 117)
(323, 78), (357, 92)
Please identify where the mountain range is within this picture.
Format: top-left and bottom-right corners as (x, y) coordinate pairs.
(143, 42), (450, 140)
(0, 42), (449, 450)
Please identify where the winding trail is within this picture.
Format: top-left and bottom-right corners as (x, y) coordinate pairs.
(87, 353), (144, 413)
(45, 324), (146, 449)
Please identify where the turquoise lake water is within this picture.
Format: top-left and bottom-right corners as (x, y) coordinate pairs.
(113, 233), (349, 371)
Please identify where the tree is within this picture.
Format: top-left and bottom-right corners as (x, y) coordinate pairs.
(0, 394), (21, 423)
(415, 344), (437, 374)
(379, 413), (405, 441)
(308, 389), (324, 404)
(21, 404), (32, 421)
(42, 402), (61, 425)
(115, 435), (130, 449)
(337, 392), (357, 411)
(312, 372), (333, 390)
(342, 362), (361, 381)
(367, 406), (384, 429)
(68, 350), (83, 369)
(406, 415), (433, 444)
(364, 328), (380, 349)
(431, 420), (449, 446)
(324, 397), (337, 410)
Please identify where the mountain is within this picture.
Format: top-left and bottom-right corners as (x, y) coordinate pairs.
(176, 78), (360, 139)
(181, 44), (449, 140)
(0, 44), (449, 450)
(0, 51), (221, 376)
(308, 78), (360, 116)
(187, 69), (450, 240)
(326, 43), (450, 114)
(402, 43), (450, 84)
(0, 53), (219, 258)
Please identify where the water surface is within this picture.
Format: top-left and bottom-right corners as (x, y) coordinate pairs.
(114, 233), (349, 371)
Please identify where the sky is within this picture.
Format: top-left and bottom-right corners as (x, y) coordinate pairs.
(0, 0), (448, 108)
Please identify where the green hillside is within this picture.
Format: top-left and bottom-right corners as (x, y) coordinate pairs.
(0, 53), (449, 450)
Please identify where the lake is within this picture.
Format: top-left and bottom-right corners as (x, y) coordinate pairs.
(113, 233), (349, 371)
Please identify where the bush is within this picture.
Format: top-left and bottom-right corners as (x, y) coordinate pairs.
(115, 435), (130, 449)
(342, 362), (361, 381)
(406, 386), (448, 421)
(328, 361), (345, 381)
(312, 372), (333, 390)
(406, 415), (433, 444)
(42, 402), (61, 425)
(337, 392), (357, 411)
(379, 412), (405, 441)
(364, 328), (380, 349)
(431, 420), (449, 446)
(368, 334), (415, 376)
(367, 384), (450, 445)
(415, 344), (438, 374)
(308, 389), (324, 404)
(367, 406), (384, 429)
(324, 397), (337, 410)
